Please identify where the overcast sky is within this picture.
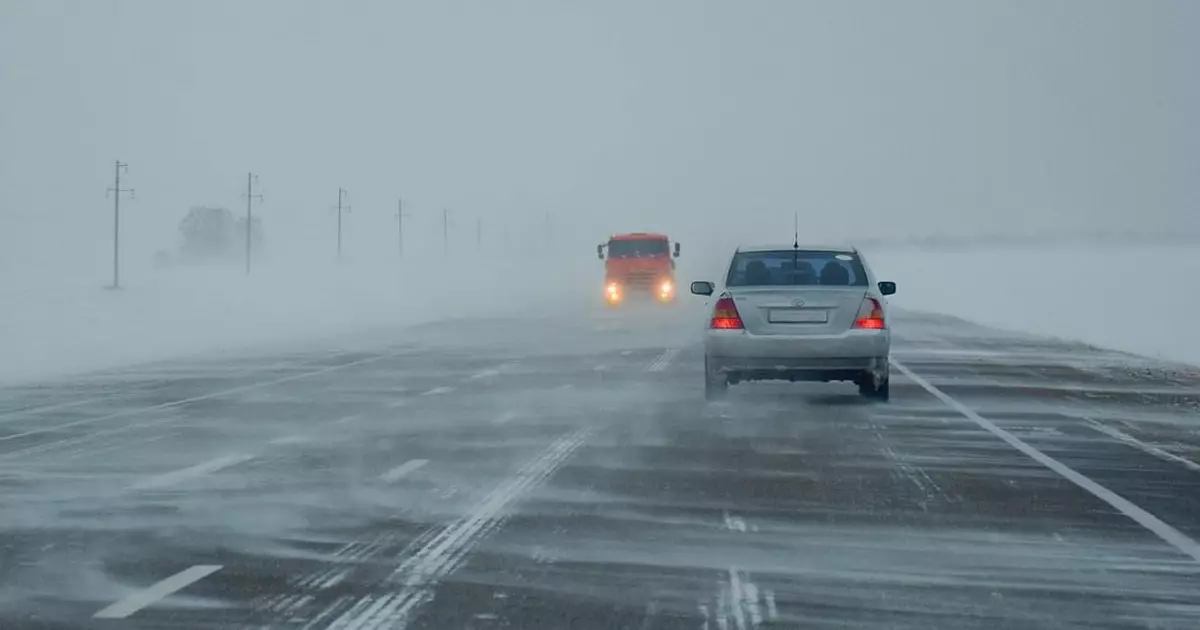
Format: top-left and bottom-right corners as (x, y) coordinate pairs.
(1, 0), (1197, 273)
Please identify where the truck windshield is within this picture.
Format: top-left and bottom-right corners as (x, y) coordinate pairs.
(608, 239), (669, 258)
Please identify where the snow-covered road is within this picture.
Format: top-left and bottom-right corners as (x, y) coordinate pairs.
(2, 307), (1200, 629)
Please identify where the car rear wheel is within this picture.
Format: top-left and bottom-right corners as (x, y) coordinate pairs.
(857, 363), (890, 401)
(704, 358), (727, 400)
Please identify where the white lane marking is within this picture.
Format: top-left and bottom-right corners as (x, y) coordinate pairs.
(324, 428), (591, 630)
(270, 434), (311, 445)
(645, 348), (680, 372)
(387, 400), (409, 408)
(493, 411), (519, 425)
(0, 395), (111, 422)
(130, 454), (254, 491)
(420, 386), (454, 396)
(893, 359), (1200, 563)
(93, 565), (222, 618)
(0, 352), (396, 444)
(716, 512), (767, 629)
(379, 459), (429, 483)
(336, 414), (360, 424)
(620, 350), (634, 356)
(552, 383), (574, 392)
(727, 568), (750, 630)
(1085, 419), (1200, 473)
(467, 361), (519, 381)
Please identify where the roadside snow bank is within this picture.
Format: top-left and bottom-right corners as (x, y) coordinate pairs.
(868, 244), (1200, 366)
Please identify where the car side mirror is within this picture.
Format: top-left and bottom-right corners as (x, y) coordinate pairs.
(878, 281), (896, 296)
(673, 242), (681, 258)
(690, 281), (714, 296)
(596, 244), (604, 260)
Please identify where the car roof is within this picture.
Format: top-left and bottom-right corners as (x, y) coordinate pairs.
(736, 243), (859, 254)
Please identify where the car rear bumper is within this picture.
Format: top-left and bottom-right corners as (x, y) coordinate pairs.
(705, 329), (889, 360)
(705, 329), (889, 383)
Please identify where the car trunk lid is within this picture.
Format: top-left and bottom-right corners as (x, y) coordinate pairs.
(728, 286), (867, 336)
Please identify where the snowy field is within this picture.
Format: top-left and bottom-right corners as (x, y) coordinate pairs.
(869, 243), (1200, 367)
(2, 242), (1197, 385)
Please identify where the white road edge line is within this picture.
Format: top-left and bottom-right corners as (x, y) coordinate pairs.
(130, 454), (255, 491)
(420, 386), (454, 396)
(380, 459), (430, 483)
(892, 359), (1200, 563)
(93, 565), (223, 619)
(1085, 418), (1200, 473)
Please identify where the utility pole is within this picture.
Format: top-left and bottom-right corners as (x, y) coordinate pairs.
(395, 198), (412, 257)
(105, 160), (134, 289)
(335, 188), (351, 260)
(242, 173), (263, 275)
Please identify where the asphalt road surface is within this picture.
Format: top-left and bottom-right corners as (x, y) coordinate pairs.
(3, 306), (1200, 629)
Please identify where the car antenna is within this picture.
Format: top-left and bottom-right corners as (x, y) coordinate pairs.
(792, 212), (799, 280)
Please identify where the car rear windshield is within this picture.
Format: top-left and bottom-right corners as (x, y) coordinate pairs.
(725, 250), (869, 287)
(608, 239), (669, 258)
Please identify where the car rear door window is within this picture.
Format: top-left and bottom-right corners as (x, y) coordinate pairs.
(725, 250), (868, 287)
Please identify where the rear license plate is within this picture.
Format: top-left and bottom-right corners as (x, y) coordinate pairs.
(769, 309), (828, 324)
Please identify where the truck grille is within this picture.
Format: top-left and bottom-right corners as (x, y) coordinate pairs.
(623, 270), (659, 289)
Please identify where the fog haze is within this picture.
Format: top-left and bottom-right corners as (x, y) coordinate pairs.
(2, 0), (1197, 276)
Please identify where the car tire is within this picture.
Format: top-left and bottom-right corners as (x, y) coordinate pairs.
(704, 358), (727, 400)
(858, 363), (890, 401)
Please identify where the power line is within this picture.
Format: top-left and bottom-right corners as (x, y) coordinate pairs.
(105, 160), (134, 290)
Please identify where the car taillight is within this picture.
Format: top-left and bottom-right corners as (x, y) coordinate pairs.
(853, 297), (886, 329)
(710, 296), (744, 329)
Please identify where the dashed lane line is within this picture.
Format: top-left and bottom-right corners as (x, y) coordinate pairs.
(93, 565), (223, 619)
(892, 359), (1200, 563)
(380, 459), (430, 483)
(466, 361), (520, 381)
(129, 454), (255, 491)
(493, 411), (519, 425)
(420, 386), (454, 396)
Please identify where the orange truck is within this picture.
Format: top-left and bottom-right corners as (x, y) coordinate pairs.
(596, 232), (681, 305)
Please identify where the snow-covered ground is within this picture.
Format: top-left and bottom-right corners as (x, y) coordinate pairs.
(869, 243), (1200, 367)
(3, 242), (1197, 385)
(1, 252), (604, 385)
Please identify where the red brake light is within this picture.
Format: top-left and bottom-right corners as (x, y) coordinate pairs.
(853, 297), (885, 329)
(710, 296), (744, 329)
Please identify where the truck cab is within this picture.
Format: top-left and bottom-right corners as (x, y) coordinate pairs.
(597, 232), (681, 305)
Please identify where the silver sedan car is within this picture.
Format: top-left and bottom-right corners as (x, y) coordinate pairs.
(690, 244), (896, 401)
